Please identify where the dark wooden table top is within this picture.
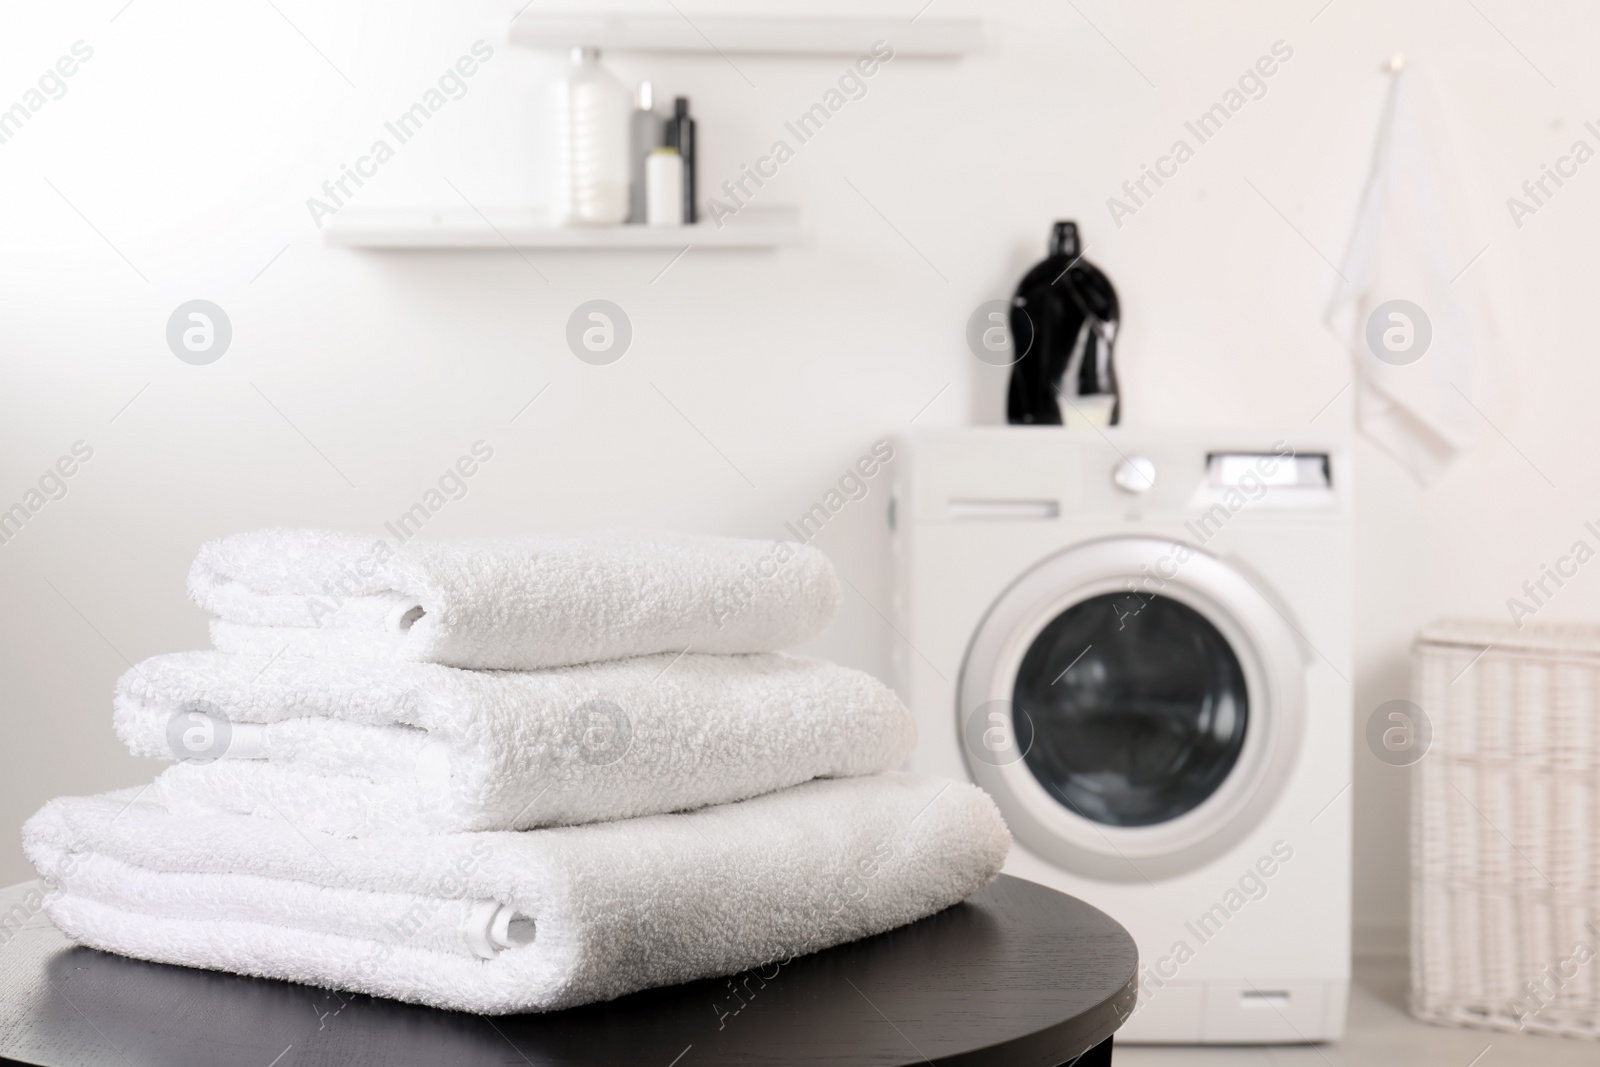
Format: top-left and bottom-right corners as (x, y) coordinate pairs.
(0, 874), (1136, 1067)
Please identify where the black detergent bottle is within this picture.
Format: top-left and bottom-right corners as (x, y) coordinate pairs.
(1007, 221), (1121, 425)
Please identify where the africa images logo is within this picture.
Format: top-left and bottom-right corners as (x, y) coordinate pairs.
(1364, 299), (1431, 366)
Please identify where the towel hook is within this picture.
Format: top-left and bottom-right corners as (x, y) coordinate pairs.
(1383, 52), (1406, 74)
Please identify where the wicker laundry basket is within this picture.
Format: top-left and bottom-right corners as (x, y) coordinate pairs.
(1412, 619), (1600, 1039)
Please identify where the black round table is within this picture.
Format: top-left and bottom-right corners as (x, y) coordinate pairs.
(0, 875), (1136, 1066)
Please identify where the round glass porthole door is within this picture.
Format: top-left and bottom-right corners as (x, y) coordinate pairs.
(1013, 592), (1248, 827)
(960, 537), (1306, 881)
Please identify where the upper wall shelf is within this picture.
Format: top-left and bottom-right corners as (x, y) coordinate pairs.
(323, 206), (807, 250)
(507, 12), (983, 57)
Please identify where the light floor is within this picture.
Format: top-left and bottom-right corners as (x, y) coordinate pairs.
(1116, 957), (1596, 1066)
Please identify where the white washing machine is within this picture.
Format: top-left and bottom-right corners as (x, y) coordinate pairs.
(889, 427), (1350, 1044)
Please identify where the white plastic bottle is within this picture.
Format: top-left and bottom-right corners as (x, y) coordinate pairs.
(552, 47), (629, 226)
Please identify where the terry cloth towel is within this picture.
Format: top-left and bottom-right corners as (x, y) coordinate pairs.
(24, 774), (1009, 1014)
(1326, 62), (1515, 485)
(112, 650), (916, 836)
(190, 528), (840, 670)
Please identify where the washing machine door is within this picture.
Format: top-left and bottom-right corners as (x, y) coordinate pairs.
(959, 537), (1306, 881)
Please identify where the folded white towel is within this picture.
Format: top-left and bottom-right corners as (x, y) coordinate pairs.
(190, 528), (840, 670)
(24, 774), (1009, 1014)
(113, 650), (915, 836)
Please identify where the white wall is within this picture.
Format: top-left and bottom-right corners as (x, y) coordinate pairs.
(4, 0), (1598, 957)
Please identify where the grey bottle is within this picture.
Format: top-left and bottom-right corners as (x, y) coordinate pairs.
(626, 82), (665, 224)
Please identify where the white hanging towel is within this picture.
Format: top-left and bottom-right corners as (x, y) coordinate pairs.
(1326, 63), (1514, 484)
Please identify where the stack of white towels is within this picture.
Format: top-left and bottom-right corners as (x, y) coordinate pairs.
(25, 529), (1009, 1014)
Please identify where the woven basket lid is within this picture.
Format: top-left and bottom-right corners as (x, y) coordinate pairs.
(1417, 617), (1600, 658)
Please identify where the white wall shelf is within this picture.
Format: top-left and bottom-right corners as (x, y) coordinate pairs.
(507, 12), (982, 57)
(323, 206), (807, 250)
